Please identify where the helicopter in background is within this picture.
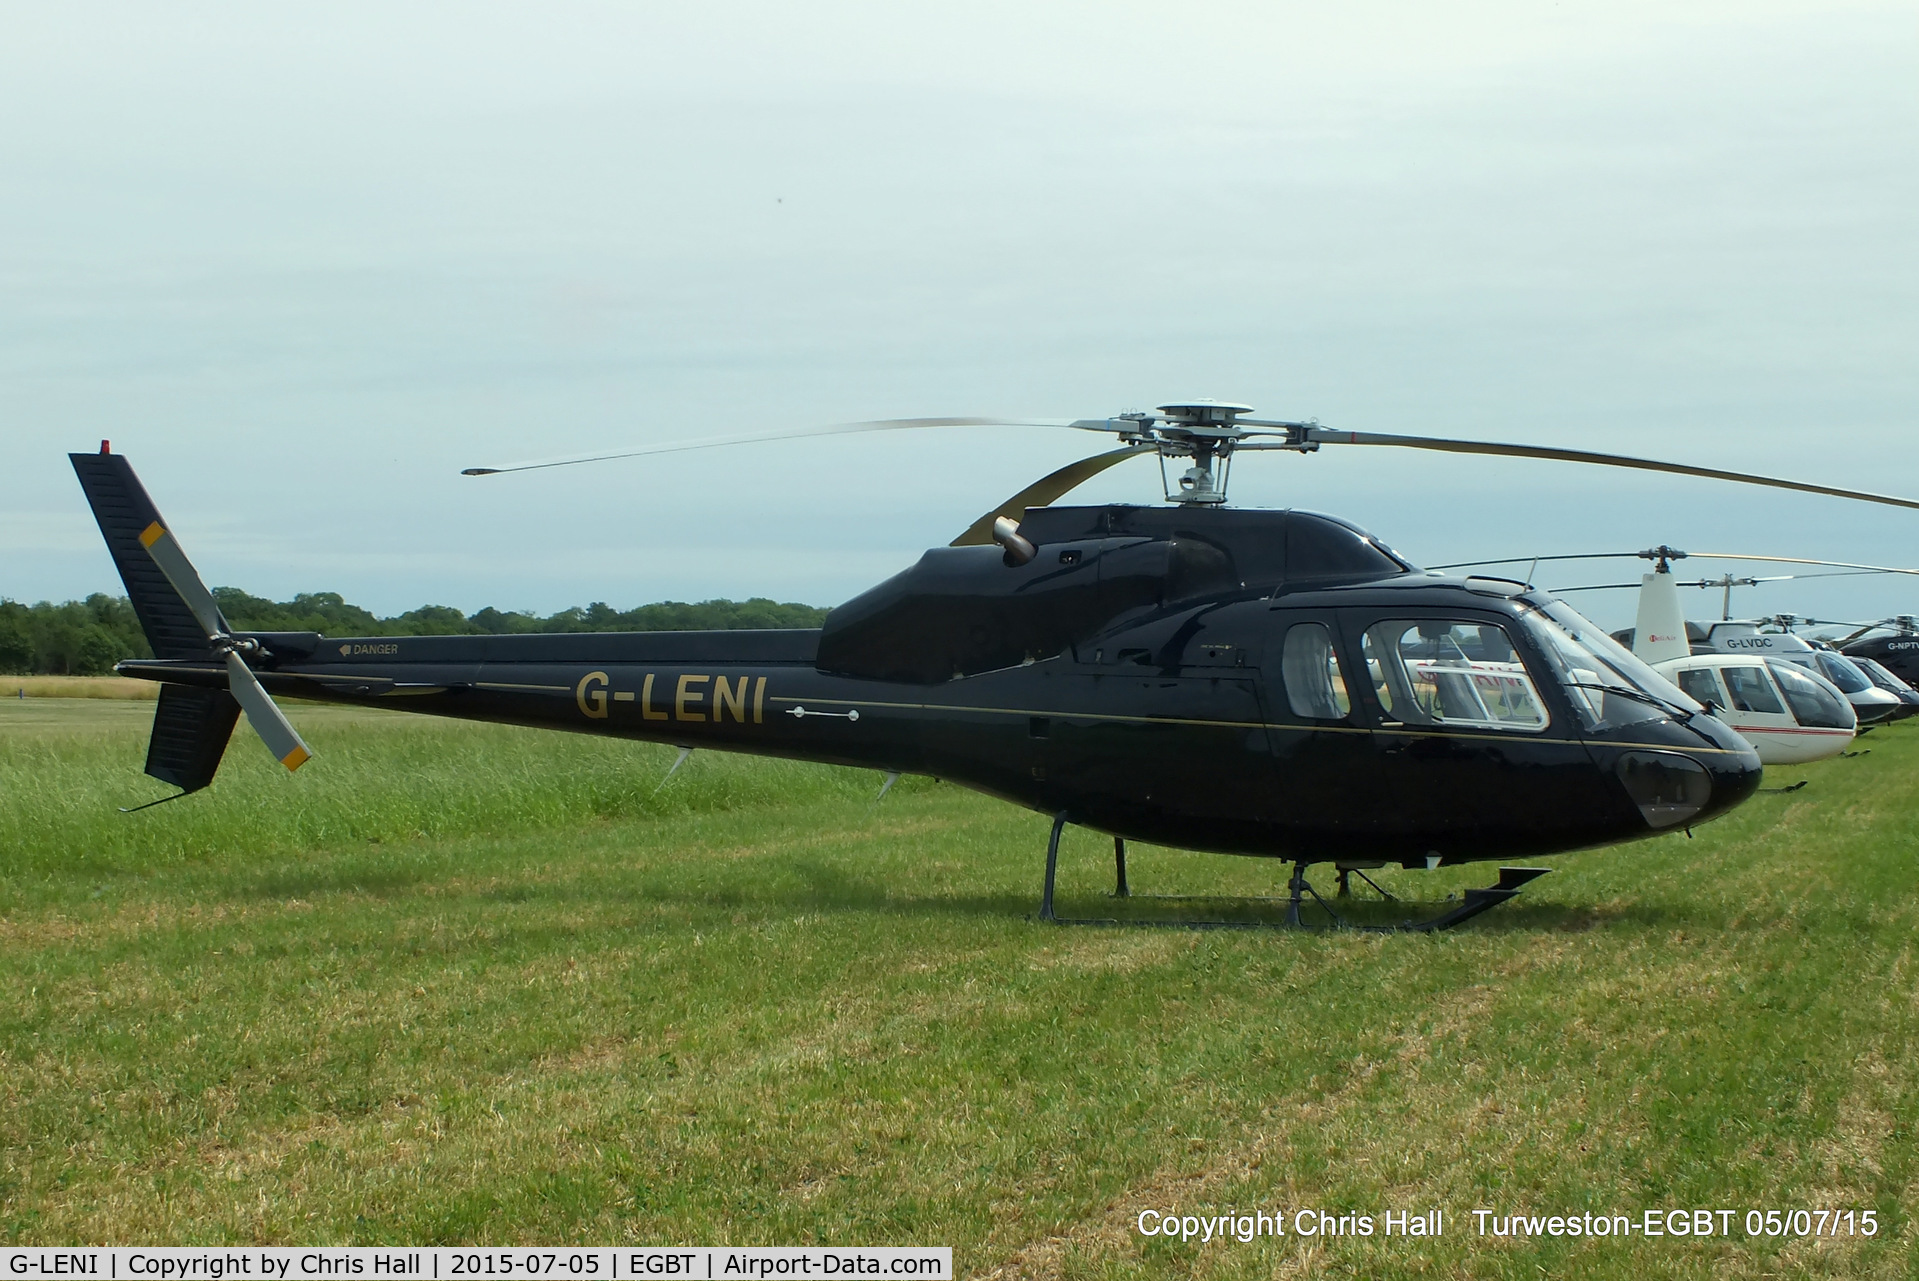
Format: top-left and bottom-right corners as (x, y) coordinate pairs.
(1431, 547), (1919, 762)
(1756, 616), (1919, 717)
(1825, 617), (1919, 689)
(1598, 550), (1874, 763)
(74, 402), (1919, 931)
(1841, 650), (1919, 712)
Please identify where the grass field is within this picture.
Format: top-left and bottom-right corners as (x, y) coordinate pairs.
(1, 697), (1915, 1277)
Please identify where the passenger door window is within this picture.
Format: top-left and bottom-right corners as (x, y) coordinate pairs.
(1720, 664), (1786, 714)
(1279, 622), (1352, 720)
(1359, 620), (1548, 732)
(1674, 668), (1726, 709)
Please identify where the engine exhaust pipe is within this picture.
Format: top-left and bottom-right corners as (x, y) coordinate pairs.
(992, 516), (1036, 566)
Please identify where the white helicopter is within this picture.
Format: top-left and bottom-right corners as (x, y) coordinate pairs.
(1620, 555), (1862, 765)
(1437, 548), (1919, 765)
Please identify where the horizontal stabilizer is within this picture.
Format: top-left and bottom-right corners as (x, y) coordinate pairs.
(145, 685), (243, 793)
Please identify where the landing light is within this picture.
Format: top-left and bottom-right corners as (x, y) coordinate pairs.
(1616, 751), (1712, 828)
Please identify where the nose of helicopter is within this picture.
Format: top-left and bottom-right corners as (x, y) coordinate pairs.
(1703, 735), (1764, 819)
(1611, 716), (1761, 832)
(1685, 712), (1764, 823)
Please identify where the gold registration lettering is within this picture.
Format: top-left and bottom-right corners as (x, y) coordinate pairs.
(576, 671), (610, 720)
(753, 676), (766, 723)
(713, 675), (747, 723)
(675, 673), (710, 721)
(640, 673), (669, 721)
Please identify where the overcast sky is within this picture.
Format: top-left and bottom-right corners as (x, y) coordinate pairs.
(4, 1), (1915, 630)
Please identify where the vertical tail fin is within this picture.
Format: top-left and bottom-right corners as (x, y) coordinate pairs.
(1632, 569), (1692, 666)
(69, 447), (216, 660)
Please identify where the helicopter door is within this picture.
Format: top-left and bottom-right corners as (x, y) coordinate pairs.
(1262, 615), (1376, 847)
(1347, 614), (1602, 856)
(1039, 603), (1279, 845)
(1714, 661), (1797, 736)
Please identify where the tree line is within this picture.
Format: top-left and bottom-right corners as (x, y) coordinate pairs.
(0, 591), (832, 676)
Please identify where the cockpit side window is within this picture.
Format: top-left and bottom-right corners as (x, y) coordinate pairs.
(1720, 664), (1786, 715)
(1279, 622), (1352, 720)
(1359, 619), (1548, 732)
(1520, 602), (1693, 730)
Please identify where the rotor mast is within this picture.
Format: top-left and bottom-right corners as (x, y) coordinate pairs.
(1154, 401), (1249, 505)
(1072, 400), (1319, 507)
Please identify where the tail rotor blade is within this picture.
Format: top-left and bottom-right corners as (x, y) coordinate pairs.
(137, 521), (227, 638)
(225, 652), (313, 772)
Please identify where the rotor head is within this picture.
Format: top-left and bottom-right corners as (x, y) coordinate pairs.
(1063, 400), (1308, 506)
(1154, 400), (1255, 429)
(1637, 545), (1688, 573)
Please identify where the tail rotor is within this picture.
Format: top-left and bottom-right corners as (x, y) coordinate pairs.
(133, 518), (312, 772)
(72, 446), (313, 787)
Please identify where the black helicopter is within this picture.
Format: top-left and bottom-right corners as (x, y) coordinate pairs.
(1832, 618), (1919, 688)
(72, 402), (1919, 930)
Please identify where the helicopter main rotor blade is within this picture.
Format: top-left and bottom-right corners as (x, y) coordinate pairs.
(1299, 429), (1919, 512)
(1428, 551), (1648, 571)
(951, 447), (1154, 547)
(460, 416), (1124, 476)
(1438, 550), (1919, 577)
(1687, 552), (1919, 576)
(1549, 570), (1880, 593)
(1827, 619), (1910, 643)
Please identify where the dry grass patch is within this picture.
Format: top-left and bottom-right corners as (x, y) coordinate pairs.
(2, 675), (158, 699)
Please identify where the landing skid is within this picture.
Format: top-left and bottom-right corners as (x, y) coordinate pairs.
(1035, 814), (1549, 934)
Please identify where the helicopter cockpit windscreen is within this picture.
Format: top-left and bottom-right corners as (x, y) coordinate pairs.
(1810, 650), (1871, 695)
(1360, 620), (1549, 731)
(1519, 601), (1702, 731)
(1853, 655), (1915, 694)
(1766, 659), (1854, 729)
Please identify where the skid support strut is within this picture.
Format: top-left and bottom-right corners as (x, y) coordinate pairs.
(1039, 812), (1067, 921)
(1034, 815), (1550, 932)
(1393, 866), (1551, 933)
